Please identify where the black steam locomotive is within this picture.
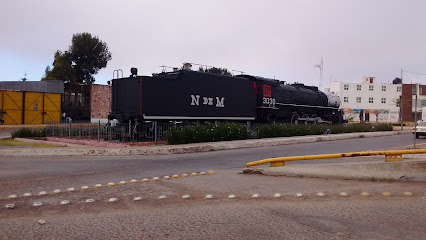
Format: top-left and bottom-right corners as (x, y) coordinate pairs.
(109, 67), (344, 125)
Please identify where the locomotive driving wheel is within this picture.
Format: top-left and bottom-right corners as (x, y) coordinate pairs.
(311, 114), (318, 124)
(291, 114), (300, 125)
(301, 114), (309, 125)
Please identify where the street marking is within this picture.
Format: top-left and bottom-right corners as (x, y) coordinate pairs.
(361, 192), (371, 197)
(163, 176), (170, 180)
(130, 179), (138, 183)
(53, 189), (62, 194)
(94, 184), (102, 188)
(208, 171), (215, 175)
(228, 194), (236, 199)
(172, 175), (179, 178)
(252, 193), (260, 198)
(85, 199), (95, 203)
(8, 194), (17, 199)
(158, 195), (167, 199)
(119, 181), (127, 185)
(108, 182), (116, 186)
(273, 193), (282, 198)
(5, 204), (15, 209)
(339, 192), (349, 197)
(67, 188), (75, 192)
(316, 192), (326, 197)
(182, 194), (190, 199)
(38, 220), (46, 225)
(296, 193), (304, 197)
(205, 194), (213, 199)
(81, 186), (89, 190)
(133, 197), (142, 201)
(403, 192), (413, 196)
(32, 202), (43, 207)
(38, 191), (47, 196)
(141, 178), (149, 182)
(152, 177), (160, 181)
(60, 200), (70, 205)
(181, 174), (189, 177)
(108, 198), (118, 203)
(23, 193), (32, 197)
(382, 192), (392, 197)
(191, 173), (198, 176)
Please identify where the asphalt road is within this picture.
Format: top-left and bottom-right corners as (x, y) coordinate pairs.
(1, 132), (425, 239)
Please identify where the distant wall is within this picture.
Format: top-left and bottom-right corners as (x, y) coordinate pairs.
(90, 84), (111, 122)
(0, 80), (64, 94)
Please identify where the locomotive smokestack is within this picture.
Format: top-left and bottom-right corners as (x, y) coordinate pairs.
(130, 67), (138, 77)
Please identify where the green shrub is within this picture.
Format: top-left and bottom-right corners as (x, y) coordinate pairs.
(167, 123), (247, 145)
(11, 128), (46, 138)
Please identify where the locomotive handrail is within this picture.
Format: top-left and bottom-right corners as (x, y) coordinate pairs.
(245, 149), (426, 167)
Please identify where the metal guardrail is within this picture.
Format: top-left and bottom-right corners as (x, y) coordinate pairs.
(246, 149), (426, 167)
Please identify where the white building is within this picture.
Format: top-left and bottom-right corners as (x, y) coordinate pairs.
(330, 77), (402, 122)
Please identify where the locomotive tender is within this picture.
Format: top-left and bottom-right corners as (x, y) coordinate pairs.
(109, 68), (344, 124)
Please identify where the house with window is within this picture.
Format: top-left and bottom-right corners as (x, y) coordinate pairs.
(330, 77), (402, 122)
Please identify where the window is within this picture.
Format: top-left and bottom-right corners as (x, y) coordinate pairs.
(344, 97), (348, 102)
(381, 98), (386, 103)
(356, 97), (361, 103)
(421, 100), (426, 107)
(344, 84), (349, 90)
(382, 86), (386, 91)
(397, 86), (402, 92)
(357, 85), (361, 91)
(263, 85), (271, 97)
(412, 87), (423, 95)
(369, 85), (374, 91)
(369, 97), (374, 103)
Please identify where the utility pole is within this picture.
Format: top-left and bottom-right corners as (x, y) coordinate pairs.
(315, 57), (323, 91)
(400, 69), (403, 130)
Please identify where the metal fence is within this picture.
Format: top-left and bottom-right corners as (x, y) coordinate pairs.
(45, 121), (223, 143)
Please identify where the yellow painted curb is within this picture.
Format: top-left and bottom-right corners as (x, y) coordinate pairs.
(190, 173), (198, 176)
(94, 184), (102, 188)
(181, 174), (188, 177)
(172, 175), (179, 179)
(119, 181), (127, 185)
(130, 179), (138, 183)
(67, 188), (75, 192)
(152, 177), (160, 181)
(208, 171), (215, 175)
(163, 176), (170, 180)
(108, 182), (115, 186)
(141, 178), (149, 182)
(81, 186), (89, 190)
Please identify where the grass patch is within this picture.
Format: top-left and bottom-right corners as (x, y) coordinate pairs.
(0, 138), (61, 148)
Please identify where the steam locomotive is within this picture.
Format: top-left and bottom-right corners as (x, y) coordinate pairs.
(109, 67), (344, 125)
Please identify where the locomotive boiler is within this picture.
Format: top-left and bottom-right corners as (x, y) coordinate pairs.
(108, 67), (343, 124)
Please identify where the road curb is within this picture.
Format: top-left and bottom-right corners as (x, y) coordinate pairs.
(1, 131), (406, 156)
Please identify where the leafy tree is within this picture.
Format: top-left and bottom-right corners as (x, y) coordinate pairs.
(42, 51), (78, 82)
(42, 33), (111, 84)
(198, 66), (232, 76)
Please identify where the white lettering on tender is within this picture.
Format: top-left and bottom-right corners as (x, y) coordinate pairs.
(191, 95), (200, 106)
(216, 97), (225, 107)
(191, 94), (225, 108)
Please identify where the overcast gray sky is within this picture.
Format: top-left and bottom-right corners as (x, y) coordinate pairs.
(1, 0), (425, 88)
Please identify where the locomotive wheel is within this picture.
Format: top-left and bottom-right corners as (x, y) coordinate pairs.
(311, 114), (318, 124)
(302, 114), (309, 125)
(291, 114), (300, 125)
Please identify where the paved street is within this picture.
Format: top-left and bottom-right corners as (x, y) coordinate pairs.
(1, 133), (425, 239)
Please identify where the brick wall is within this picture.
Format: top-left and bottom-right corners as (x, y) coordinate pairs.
(90, 84), (111, 122)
